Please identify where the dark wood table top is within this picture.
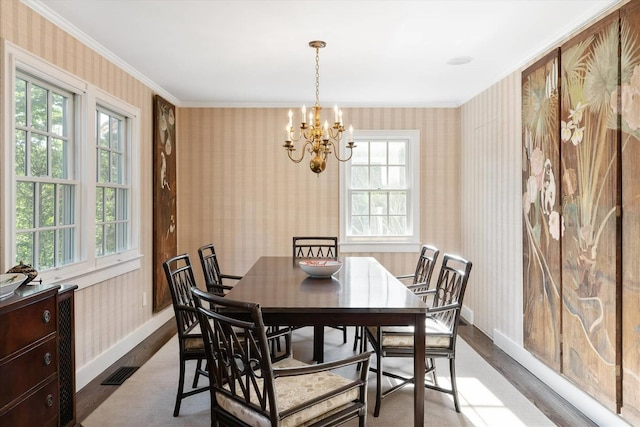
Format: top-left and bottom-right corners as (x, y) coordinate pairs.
(227, 256), (428, 316)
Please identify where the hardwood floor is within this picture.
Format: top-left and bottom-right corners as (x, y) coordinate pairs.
(76, 320), (595, 426)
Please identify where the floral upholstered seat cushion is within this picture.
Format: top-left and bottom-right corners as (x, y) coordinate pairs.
(367, 316), (452, 348)
(215, 357), (359, 427)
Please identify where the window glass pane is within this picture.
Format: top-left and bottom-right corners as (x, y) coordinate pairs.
(15, 78), (27, 127)
(31, 84), (48, 132)
(39, 183), (55, 227)
(388, 141), (406, 164)
(351, 166), (368, 188)
(388, 166), (405, 189)
(117, 188), (128, 220)
(98, 111), (109, 147)
(58, 227), (74, 265)
(351, 192), (369, 215)
(371, 216), (388, 235)
(389, 216), (407, 235)
(99, 149), (110, 183)
(389, 192), (406, 215)
(96, 225), (104, 256)
(352, 141), (368, 164)
(351, 216), (369, 235)
(51, 138), (65, 179)
(370, 166), (385, 189)
(112, 153), (122, 183)
(16, 181), (35, 229)
(16, 232), (34, 266)
(96, 187), (104, 222)
(31, 134), (48, 176)
(51, 93), (66, 136)
(58, 184), (75, 225)
(371, 192), (388, 215)
(105, 187), (116, 221)
(370, 141), (387, 165)
(106, 223), (116, 254)
(15, 130), (27, 176)
(117, 222), (128, 251)
(38, 230), (55, 269)
(111, 116), (121, 150)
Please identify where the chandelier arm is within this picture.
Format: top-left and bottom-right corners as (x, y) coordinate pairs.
(286, 142), (313, 163)
(328, 142), (355, 162)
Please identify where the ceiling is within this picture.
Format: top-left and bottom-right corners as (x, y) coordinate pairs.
(27, 0), (622, 107)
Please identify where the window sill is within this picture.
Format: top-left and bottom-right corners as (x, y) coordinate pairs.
(38, 255), (142, 290)
(340, 242), (422, 253)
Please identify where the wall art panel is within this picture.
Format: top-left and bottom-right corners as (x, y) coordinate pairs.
(521, 50), (562, 370)
(620, 2), (640, 423)
(153, 95), (177, 312)
(559, 12), (620, 411)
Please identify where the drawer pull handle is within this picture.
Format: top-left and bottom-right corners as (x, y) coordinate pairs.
(44, 352), (52, 365)
(46, 394), (54, 407)
(42, 310), (51, 323)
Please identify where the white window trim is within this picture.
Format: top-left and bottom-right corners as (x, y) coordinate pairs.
(2, 40), (141, 290)
(339, 129), (421, 253)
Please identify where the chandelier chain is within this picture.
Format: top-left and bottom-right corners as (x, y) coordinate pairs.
(315, 47), (320, 107)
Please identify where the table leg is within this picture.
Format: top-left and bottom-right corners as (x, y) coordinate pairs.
(313, 326), (324, 362)
(414, 314), (425, 427)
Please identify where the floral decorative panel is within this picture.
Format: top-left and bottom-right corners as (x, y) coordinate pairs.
(153, 95), (177, 312)
(621, 2), (640, 423)
(560, 12), (620, 411)
(521, 50), (562, 371)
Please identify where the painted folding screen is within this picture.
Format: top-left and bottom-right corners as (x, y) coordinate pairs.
(560, 12), (620, 411)
(521, 49), (562, 371)
(621, 2), (640, 423)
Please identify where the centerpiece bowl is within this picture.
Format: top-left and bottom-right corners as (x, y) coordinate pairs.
(298, 260), (343, 278)
(0, 273), (28, 299)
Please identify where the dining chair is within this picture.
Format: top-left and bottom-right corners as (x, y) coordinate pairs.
(292, 236), (348, 344)
(365, 253), (473, 416)
(353, 244), (441, 352)
(162, 253), (210, 417)
(191, 286), (373, 427)
(197, 243), (242, 296)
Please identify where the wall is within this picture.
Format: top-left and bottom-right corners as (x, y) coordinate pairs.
(0, 0), (172, 389)
(176, 107), (461, 280)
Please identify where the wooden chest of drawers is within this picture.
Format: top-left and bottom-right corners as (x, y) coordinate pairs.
(0, 284), (61, 426)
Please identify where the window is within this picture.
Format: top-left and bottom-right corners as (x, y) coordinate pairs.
(95, 107), (130, 257)
(14, 72), (78, 269)
(340, 130), (420, 252)
(3, 42), (141, 289)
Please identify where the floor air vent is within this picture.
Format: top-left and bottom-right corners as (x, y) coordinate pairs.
(101, 366), (139, 386)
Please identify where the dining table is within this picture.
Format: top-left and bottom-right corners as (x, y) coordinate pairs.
(225, 256), (428, 427)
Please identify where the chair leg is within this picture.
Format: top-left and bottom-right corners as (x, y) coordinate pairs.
(342, 326), (348, 344)
(192, 359), (202, 388)
(174, 357), (186, 417)
(374, 351), (383, 417)
(450, 358), (460, 412)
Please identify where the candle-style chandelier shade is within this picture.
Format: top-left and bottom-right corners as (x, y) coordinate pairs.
(283, 41), (355, 174)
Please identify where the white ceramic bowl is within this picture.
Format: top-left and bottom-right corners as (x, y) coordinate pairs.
(299, 260), (343, 278)
(0, 273), (27, 299)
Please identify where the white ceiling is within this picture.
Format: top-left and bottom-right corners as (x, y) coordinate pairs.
(27, 0), (622, 107)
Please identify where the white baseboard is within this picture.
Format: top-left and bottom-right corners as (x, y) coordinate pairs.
(493, 329), (630, 427)
(461, 303), (473, 325)
(76, 307), (174, 391)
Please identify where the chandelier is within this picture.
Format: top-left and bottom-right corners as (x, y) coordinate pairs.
(283, 41), (355, 174)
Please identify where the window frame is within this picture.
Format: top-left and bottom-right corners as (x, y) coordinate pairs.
(3, 41), (141, 290)
(339, 129), (421, 253)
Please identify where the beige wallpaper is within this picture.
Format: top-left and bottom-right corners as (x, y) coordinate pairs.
(460, 72), (523, 342)
(176, 107), (462, 280)
(1, 0), (157, 370)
